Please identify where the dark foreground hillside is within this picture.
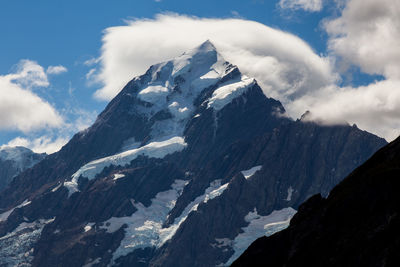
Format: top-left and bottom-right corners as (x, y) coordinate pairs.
(233, 136), (400, 267)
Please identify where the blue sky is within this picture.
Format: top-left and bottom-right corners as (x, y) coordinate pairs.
(1, 0), (399, 152)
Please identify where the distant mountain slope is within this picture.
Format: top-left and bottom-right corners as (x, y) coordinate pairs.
(0, 146), (45, 191)
(232, 136), (400, 267)
(0, 41), (386, 267)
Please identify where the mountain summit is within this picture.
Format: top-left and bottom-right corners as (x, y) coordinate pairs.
(0, 41), (386, 267)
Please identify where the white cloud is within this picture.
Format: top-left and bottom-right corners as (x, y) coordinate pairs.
(83, 57), (100, 66)
(4, 136), (69, 154)
(3, 108), (97, 154)
(0, 60), (63, 133)
(8, 59), (49, 89)
(85, 68), (97, 81)
(325, 0), (400, 79)
(290, 79), (400, 141)
(46, 65), (68, 75)
(94, 14), (336, 105)
(0, 60), (97, 154)
(279, 0), (323, 12)
(296, 0), (400, 141)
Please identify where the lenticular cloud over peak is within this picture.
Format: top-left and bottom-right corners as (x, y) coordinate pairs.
(93, 13), (336, 107)
(91, 12), (400, 141)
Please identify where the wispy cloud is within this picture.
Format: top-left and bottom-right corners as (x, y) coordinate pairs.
(46, 65), (68, 75)
(83, 57), (100, 66)
(278, 0), (323, 12)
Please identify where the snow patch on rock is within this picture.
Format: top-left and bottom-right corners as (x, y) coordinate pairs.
(158, 179), (230, 246)
(83, 257), (101, 267)
(113, 174), (125, 181)
(101, 180), (188, 264)
(65, 137), (187, 197)
(207, 77), (255, 111)
(241, 166), (262, 179)
(224, 207), (297, 265)
(0, 199), (31, 222)
(84, 223), (95, 233)
(286, 186), (294, 201)
(0, 218), (55, 267)
(138, 85), (169, 104)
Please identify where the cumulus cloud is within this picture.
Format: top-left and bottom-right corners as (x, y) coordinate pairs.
(290, 79), (400, 140)
(325, 0), (400, 79)
(0, 60), (63, 132)
(299, 0), (400, 140)
(8, 59), (49, 89)
(46, 65), (68, 75)
(3, 108), (97, 154)
(279, 0), (323, 12)
(94, 14), (336, 103)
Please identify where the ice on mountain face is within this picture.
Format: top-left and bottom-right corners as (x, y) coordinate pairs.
(65, 137), (187, 197)
(176, 179), (228, 221)
(51, 183), (62, 192)
(224, 207), (297, 266)
(0, 199), (31, 222)
(211, 238), (234, 249)
(129, 41), (237, 144)
(137, 85), (169, 104)
(0, 218), (54, 267)
(241, 166), (262, 179)
(203, 181), (228, 203)
(83, 257), (101, 267)
(113, 174), (125, 181)
(285, 186), (294, 201)
(104, 179), (229, 264)
(101, 180), (188, 264)
(207, 77), (255, 111)
(158, 179), (230, 245)
(84, 223), (95, 233)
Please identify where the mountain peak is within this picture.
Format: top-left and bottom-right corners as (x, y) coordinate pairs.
(185, 40), (218, 56)
(122, 40), (249, 143)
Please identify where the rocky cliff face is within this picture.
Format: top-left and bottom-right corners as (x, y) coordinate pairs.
(232, 136), (400, 267)
(0, 146), (45, 192)
(0, 41), (387, 267)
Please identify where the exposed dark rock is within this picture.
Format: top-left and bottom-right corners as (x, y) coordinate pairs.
(232, 137), (400, 267)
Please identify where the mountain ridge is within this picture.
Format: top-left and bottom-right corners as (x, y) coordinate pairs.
(0, 41), (387, 267)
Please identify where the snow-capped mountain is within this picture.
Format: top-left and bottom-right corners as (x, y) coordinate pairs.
(0, 146), (45, 191)
(232, 136), (400, 267)
(0, 41), (386, 267)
